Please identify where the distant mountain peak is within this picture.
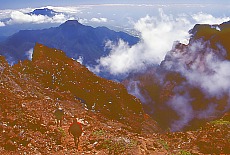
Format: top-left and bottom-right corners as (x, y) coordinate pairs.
(60, 20), (83, 27)
(29, 8), (58, 17)
(0, 20), (139, 67)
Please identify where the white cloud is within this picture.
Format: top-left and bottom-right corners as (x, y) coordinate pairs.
(25, 48), (33, 60)
(45, 6), (83, 14)
(6, 10), (75, 25)
(196, 103), (218, 119)
(165, 40), (230, 98)
(94, 9), (192, 75)
(192, 12), (230, 25)
(97, 39), (145, 75)
(0, 21), (5, 27)
(167, 93), (194, 131)
(0, 9), (12, 20)
(52, 13), (75, 23)
(78, 18), (88, 24)
(76, 56), (84, 64)
(7, 11), (46, 24)
(127, 80), (151, 104)
(160, 40), (230, 131)
(1, 6), (107, 25)
(192, 54), (230, 97)
(90, 17), (108, 23)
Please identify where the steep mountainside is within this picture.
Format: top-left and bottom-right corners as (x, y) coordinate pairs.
(124, 21), (230, 131)
(12, 43), (145, 132)
(0, 44), (229, 154)
(189, 21), (230, 60)
(0, 20), (139, 66)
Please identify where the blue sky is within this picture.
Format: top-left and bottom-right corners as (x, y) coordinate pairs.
(1, 0), (229, 9)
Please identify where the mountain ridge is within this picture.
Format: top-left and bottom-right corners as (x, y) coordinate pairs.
(14, 43), (145, 132)
(0, 20), (139, 66)
(189, 22), (230, 60)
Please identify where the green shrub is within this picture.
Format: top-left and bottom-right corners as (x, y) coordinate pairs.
(92, 129), (105, 136)
(179, 149), (192, 155)
(157, 139), (169, 150)
(102, 137), (137, 154)
(210, 119), (230, 125)
(58, 127), (66, 137)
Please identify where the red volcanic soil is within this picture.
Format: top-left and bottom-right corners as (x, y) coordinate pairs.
(0, 44), (229, 154)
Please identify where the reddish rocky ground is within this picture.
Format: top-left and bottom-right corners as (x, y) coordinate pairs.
(0, 44), (229, 154)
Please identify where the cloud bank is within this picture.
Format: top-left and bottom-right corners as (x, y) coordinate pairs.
(94, 9), (192, 76)
(91, 9), (230, 78)
(0, 6), (83, 26)
(90, 17), (108, 23)
(167, 92), (194, 131)
(91, 9), (230, 131)
(125, 39), (230, 131)
(192, 12), (230, 25)
(46, 6), (82, 14)
(159, 40), (230, 131)
(166, 41), (230, 97)
(6, 10), (74, 25)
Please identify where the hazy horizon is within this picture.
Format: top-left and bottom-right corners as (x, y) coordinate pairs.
(1, 0), (229, 9)
(0, 1), (229, 36)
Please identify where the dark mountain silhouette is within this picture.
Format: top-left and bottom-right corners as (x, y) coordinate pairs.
(0, 36), (6, 42)
(0, 20), (139, 66)
(124, 21), (230, 131)
(28, 8), (58, 17)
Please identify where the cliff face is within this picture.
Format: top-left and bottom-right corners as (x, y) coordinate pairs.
(189, 22), (230, 60)
(124, 21), (230, 131)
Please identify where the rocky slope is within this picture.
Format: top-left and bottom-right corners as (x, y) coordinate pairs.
(0, 43), (157, 154)
(7, 43), (146, 131)
(0, 43), (229, 154)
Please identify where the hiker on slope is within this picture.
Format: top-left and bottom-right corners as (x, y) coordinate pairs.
(68, 118), (83, 147)
(54, 107), (64, 127)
